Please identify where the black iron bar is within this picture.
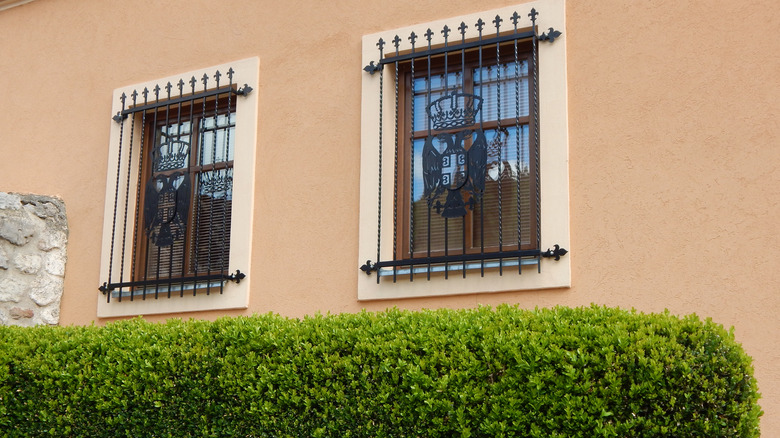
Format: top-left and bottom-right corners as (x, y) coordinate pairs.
(442, 24), (450, 280)
(131, 91), (148, 300)
(220, 69), (235, 295)
(494, 15), (504, 276)
(512, 12), (523, 274)
(408, 32), (416, 282)
(163, 83), (175, 299)
(175, 80), (189, 297)
(182, 90), (199, 296)
(375, 38), (385, 285)
(530, 9), (541, 256)
(477, 19), (486, 277)
(150, 86), (162, 300)
(205, 72), (223, 295)
(192, 74), (209, 295)
(145, 87), (160, 300)
(120, 91), (139, 301)
(460, 21), (468, 279)
(151, 85), (166, 300)
(392, 36), (401, 283)
(107, 93), (128, 303)
(425, 29), (433, 281)
(513, 12), (523, 275)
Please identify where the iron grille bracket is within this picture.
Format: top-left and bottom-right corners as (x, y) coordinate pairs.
(541, 244), (568, 261)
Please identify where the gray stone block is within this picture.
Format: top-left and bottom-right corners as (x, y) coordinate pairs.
(14, 253), (42, 275)
(30, 276), (63, 307)
(0, 277), (26, 303)
(0, 211), (37, 246)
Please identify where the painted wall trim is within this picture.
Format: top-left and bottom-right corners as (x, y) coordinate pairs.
(0, 0), (34, 12)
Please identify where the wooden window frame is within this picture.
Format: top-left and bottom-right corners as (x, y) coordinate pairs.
(134, 97), (236, 289)
(395, 40), (539, 261)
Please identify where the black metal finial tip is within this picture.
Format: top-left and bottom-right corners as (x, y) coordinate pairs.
(539, 28), (562, 43)
(363, 61), (381, 75)
(493, 14), (503, 29)
(360, 261), (375, 275)
(229, 269), (246, 283)
(529, 8), (538, 24)
(542, 244), (568, 261)
(237, 84), (253, 96)
(376, 37), (385, 54)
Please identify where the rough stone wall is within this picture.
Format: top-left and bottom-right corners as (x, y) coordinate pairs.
(0, 192), (67, 326)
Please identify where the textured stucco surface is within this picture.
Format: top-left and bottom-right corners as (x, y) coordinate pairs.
(0, 0), (777, 434)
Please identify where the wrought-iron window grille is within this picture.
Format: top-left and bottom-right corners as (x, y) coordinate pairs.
(100, 69), (252, 301)
(360, 8), (567, 282)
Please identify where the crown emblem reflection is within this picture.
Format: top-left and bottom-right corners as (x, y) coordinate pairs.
(427, 91), (483, 131)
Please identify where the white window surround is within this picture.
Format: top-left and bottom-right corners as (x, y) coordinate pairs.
(357, 0), (569, 300)
(98, 57), (259, 317)
(0, 0), (35, 12)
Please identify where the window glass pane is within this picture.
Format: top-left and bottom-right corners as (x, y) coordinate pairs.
(412, 72), (462, 130)
(406, 57), (532, 254)
(473, 125), (533, 248)
(193, 168), (232, 272)
(474, 60), (528, 122)
(198, 168), (233, 201)
(410, 200), (465, 254)
(409, 125), (532, 252)
(199, 112), (236, 165)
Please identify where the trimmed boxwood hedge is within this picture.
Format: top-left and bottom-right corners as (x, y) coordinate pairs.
(0, 305), (761, 437)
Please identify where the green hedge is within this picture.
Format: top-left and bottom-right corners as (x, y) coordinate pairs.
(0, 306), (761, 437)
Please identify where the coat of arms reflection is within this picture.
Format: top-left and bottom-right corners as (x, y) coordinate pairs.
(422, 91), (487, 218)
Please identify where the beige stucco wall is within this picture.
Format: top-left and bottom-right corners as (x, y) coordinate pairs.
(0, 0), (777, 434)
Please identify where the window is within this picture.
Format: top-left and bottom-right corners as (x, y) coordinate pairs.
(141, 101), (235, 286)
(358, 0), (569, 300)
(399, 41), (537, 261)
(98, 58), (259, 317)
